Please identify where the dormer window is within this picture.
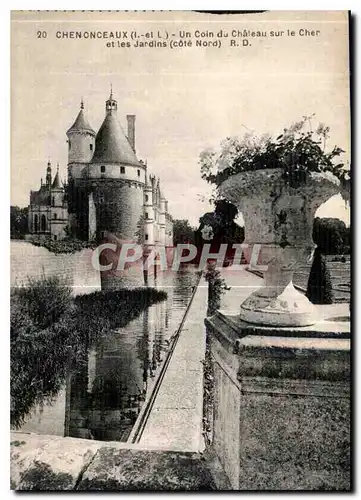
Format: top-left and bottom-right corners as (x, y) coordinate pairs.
(120, 167), (125, 174)
(101, 165), (106, 173)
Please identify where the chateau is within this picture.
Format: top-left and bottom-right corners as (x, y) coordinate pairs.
(28, 91), (173, 248)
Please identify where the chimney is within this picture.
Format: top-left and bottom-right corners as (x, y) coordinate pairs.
(127, 114), (136, 152)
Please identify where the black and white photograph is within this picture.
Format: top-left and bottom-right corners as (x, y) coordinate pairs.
(10, 9), (351, 491)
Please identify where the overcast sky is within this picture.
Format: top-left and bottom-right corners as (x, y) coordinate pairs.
(11, 10), (350, 227)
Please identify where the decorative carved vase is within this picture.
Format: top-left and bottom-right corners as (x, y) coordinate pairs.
(219, 168), (341, 326)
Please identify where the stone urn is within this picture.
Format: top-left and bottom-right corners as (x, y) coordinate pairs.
(219, 168), (341, 327)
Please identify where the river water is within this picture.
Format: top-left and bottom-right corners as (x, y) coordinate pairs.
(11, 241), (199, 441)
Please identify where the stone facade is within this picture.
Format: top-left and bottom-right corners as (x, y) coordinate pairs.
(27, 162), (68, 241)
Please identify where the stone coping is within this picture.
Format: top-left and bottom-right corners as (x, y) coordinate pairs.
(10, 432), (220, 491)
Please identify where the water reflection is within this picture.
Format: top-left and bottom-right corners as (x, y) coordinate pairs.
(19, 265), (198, 441)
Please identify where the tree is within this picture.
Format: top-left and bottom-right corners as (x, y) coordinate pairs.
(313, 217), (349, 255)
(10, 206), (29, 239)
(196, 199), (244, 247)
(172, 219), (196, 245)
(306, 247), (334, 304)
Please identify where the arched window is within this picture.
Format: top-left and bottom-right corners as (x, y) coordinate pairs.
(41, 214), (46, 232)
(34, 214), (38, 233)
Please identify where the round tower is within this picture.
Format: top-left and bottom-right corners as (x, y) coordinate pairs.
(89, 91), (145, 241)
(66, 100), (96, 239)
(89, 90), (146, 289)
(66, 99), (96, 176)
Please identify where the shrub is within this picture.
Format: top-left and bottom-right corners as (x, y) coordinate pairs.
(14, 275), (72, 329)
(29, 237), (97, 255)
(204, 261), (230, 315)
(306, 248), (334, 304)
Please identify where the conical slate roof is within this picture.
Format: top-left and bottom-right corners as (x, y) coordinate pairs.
(67, 109), (95, 136)
(52, 170), (62, 189)
(91, 112), (140, 166)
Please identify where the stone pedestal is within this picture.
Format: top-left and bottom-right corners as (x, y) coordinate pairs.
(205, 310), (350, 491)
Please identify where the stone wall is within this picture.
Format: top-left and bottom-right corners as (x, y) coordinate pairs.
(93, 182), (144, 240)
(11, 241), (101, 296)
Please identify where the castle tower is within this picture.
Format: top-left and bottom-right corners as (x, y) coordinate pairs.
(66, 100), (96, 239)
(89, 90), (145, 241)
(66, 99), (96, 174)
(88, 90), (146, 289)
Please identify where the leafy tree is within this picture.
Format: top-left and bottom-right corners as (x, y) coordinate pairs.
(313, 217), (349, 255)
(10, 206), (29, 239)
(196, 199), (244, 247)
(172, 219), (196, 245)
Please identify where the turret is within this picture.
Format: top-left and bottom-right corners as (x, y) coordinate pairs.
(51, 164), (64, 206)
(105, 86), (117, 114)
(66, 99), (96, 176)
(46, 160), (52, 187)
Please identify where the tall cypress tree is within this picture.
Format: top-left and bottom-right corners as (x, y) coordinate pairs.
(306, 247), (334, 304)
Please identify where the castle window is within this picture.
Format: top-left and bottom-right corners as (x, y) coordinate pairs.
(68, 140), (71, 150)
(137, 169), (140, 177)
(145, 234), (149, 241)
(120, 166), (125, 174)
(90, 144), (93, 151)
(53, 213), (57, 220)
(145, 194), (149, 202)
(52, 196), (55, 206)
(41, 214), (46, 232)
(54, 235), (57, 241)
(101, 165), (106, 173)
(145, 212), (149, 219)
(34, 214), (38, 233)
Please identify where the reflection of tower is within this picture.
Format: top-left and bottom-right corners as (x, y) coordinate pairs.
(66, 314), (150, 441)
